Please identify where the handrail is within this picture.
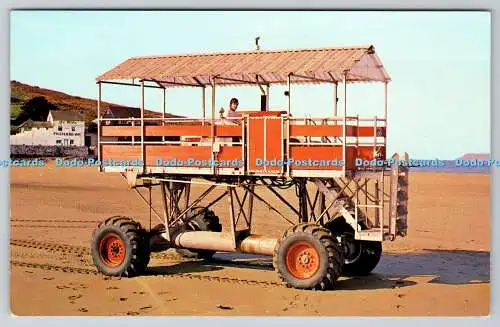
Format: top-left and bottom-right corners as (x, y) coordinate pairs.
(98, 116), (386, 122)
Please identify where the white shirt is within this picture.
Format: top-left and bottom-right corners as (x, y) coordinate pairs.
(227, 109), (238, 118)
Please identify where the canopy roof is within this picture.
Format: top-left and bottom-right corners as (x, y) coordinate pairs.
(96, 45), (391, 88)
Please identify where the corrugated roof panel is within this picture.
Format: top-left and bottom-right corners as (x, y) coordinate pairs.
(96, 45), (390, 86)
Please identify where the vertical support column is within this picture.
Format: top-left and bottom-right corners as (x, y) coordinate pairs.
(184, 182), (191, 212)
(286, 74), (292, 178)
(211, 78), (216, 175)
(377, 172), (384, 230)
(247, 180), (255, 233)
(160, 181), (171, 241)
(202, 86), (206, 125)
(263, 117), (267, 173)
(375, 179), (380, 228)
(356, 114), (360, 149)
(384, 82), (388, 121)
(374, 115), (378, 159)
(286, 116), (291, 177)
(389, 153), (399, 239)
(227, 187), (237, 249)
(317, 192), (325, 225)
(298, 179), (308, 223)
(364, 179), (368, 224)
(162, 87), (166, 143)
(342, 72), (348, 175)
(131, 121), (135, 146)
(333, 82), (338, 118)
(384, 81), (388, 158)
(287, 73), (291, 116)
(96, 82), (101, 168)
(265, 84), (270, 110)
(140, 80), (145, 172)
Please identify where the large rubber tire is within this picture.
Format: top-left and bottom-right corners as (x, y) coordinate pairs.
(91, 216), (150, 277)
(176, 208), (222, 260)
(341, 236), (382, 276)
(325, 219), (382, 276)
(273, 223), (344, 290)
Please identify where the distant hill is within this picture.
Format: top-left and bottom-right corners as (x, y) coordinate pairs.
(10, 81), (178, 123)
(410, 153), (492, 174)
(456, 153), (491, 161)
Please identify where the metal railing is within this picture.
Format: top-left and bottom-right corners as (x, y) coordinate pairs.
(98, 114), (387, 174)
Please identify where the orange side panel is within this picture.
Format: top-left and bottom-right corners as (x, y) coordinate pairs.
(217, 146), (242, 160)
(290, 125), (344, 137)
(265, 119), (283, 172)
(101, 126), (140, 137)
(244, 111), (285, 117)
(101, 145), (213, 166)
(214, 125), (243, 137)
(247, 118), (282, 172)
(289, 125), (383, 138)
(348, 126), (386, 137)
(101, 124), (243, 137)
(247, 119), (264, 171)
(216, 146), (244, 167)
(289, 146), (344, 170)
(345, 147), (357, 170)
(146, 125), (210, 137)
(355, 146), (386, 162)
(101, 144), (141, 160)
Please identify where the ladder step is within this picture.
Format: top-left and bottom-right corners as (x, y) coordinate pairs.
(356, 228), (383, 241)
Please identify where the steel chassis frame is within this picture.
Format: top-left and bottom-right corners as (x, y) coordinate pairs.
(96, 67), (407, 253)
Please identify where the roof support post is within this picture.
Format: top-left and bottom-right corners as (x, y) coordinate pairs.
(255, 74), (269, 111)
(266, 84), (270, 111)
(384, 81), (388, 121)
(384, 81), (388, 158)
(211, 76), (217, 174)
(202, 86), (206, 126)
(333, 82), (338, 122)
(287, 73), (292, 116)
(140, 80), (145, 172)
(97, 82), (102, 169)
(162, 87), (166, 143)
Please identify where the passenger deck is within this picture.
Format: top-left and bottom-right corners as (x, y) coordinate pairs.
(99, 111), (386, 177)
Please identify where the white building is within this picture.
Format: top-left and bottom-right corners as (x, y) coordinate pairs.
(10, 110), (85, 146)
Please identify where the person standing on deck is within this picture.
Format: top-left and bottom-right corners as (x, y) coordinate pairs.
(227, 98), (239, 118)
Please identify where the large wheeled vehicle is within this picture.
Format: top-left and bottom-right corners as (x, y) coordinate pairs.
(90, 45), (409, 290)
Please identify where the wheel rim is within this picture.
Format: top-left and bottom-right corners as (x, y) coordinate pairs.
(99, 233), (126, 267)
(285, 241), (320, 279)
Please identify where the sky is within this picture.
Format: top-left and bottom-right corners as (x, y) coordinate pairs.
(10, 11), (491, 159)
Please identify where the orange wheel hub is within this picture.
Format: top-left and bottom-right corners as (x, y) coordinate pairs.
(285, 241), (320, 279)
(99, 234), (126, 267)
